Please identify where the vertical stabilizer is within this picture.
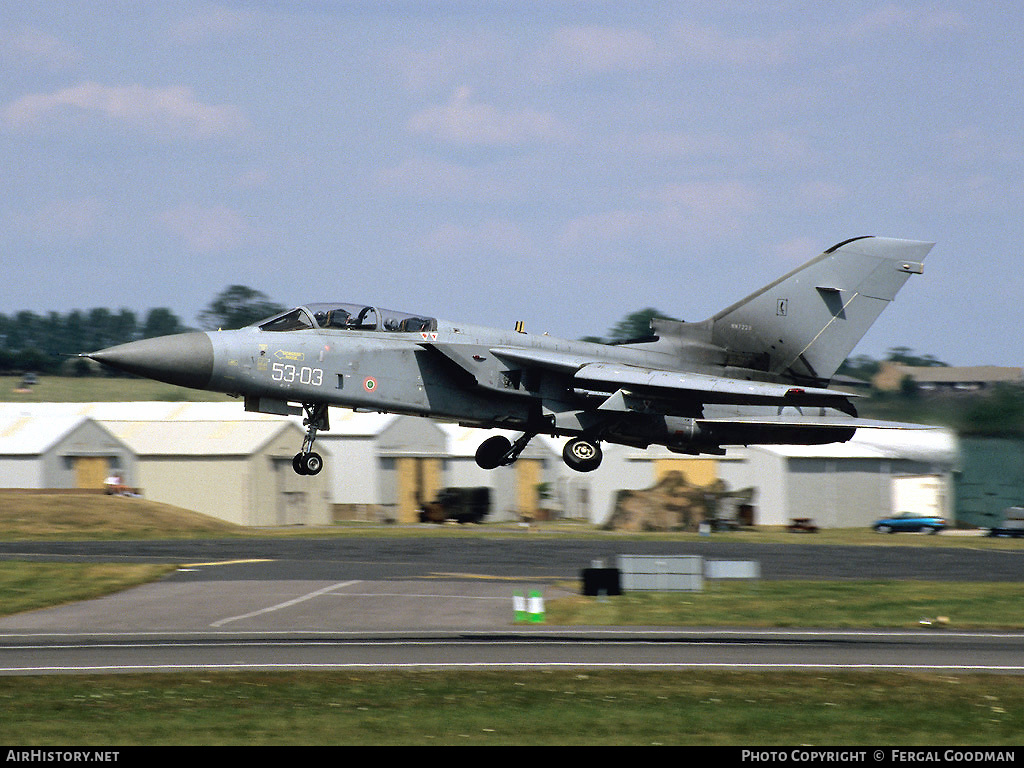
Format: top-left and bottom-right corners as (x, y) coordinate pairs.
(710, 236), (933, 383)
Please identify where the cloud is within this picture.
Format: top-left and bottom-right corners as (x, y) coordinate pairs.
(157, 204), (253, 253)
(0, 27), (81, 70)
(534, 25), (662, 77)
(407, 87), (573, 146)
(533, 21), (795, 81)
(647, 180), (763, 228)
(668, 21), (796, 68)
(3, 82), (251, 140)
(559, 180), (763, 252)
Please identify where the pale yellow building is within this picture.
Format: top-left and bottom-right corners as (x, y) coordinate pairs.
(101, 418), (330, 526)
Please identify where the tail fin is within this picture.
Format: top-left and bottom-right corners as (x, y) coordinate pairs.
(710, 236), (933, 384)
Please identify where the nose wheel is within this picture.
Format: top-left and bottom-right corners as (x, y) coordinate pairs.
(293, 450), (323, 476)
(293, 402), (329, 476)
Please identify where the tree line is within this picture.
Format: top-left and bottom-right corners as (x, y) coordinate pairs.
(2, 297), (951, 378)
(5, 294), (1021, 435)
(0, 286), (284, 375)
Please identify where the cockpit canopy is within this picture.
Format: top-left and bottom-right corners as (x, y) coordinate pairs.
(257, 304), (437, 334)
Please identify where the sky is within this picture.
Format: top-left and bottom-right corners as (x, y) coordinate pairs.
(2, 1), (1022, 366)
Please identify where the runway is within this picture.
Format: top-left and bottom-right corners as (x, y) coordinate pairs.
(7, 628), (1024, 675)
(1, 537), (1024, 675)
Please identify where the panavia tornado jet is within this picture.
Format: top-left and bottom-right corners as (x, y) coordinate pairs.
(87, 236), (932, 476)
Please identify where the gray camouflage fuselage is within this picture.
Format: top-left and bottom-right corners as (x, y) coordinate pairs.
(87, 236), (934, 472)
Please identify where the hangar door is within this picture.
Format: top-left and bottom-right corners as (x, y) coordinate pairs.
(653, 458), (718, 488)
(395, 457), (442, 523)
(73, 456), (109, 489)
(516, 459), (542, 518)
(892, 475), (948, 518)
(788, 458), (888, 528)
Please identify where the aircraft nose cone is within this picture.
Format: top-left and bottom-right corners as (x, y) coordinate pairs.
(88, 332), (215, 390)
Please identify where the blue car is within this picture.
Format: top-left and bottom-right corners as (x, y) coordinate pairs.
(872, 513), (946, 534)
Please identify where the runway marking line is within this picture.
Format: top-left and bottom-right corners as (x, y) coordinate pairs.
(425, 573), (562, 581)
(210, 580), (361, 628)
(321, 592), (508, 600)
(6, 662), (1024, 674)
(180, 559), (274, 568)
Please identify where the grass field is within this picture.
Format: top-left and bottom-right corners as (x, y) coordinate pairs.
(2, 670), (1022, 746)
(2, 473), (1024, 744)
(1, 375), (231, 403)
(0, 491), (242, 540)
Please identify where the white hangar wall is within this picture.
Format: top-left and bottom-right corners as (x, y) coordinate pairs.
(0, 404), (958, 530)
(717, 428), (959, 527)
(100, 418), (331, 527)
(0, 411), (134, 490)
(0, 404), (330, 527)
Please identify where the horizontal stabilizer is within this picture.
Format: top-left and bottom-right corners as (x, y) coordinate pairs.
(685, 415), (940, 452)
(696, 415), (939, 430)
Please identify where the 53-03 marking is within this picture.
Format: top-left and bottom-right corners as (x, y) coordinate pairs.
(271, 362), (324, 386)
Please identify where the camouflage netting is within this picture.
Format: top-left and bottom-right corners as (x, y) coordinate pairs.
(604, 470), (755, 532)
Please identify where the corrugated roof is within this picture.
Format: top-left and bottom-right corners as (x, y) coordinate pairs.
(0, 402), (399, 437)
(0, 413), (90, 455)
(101, 419), (296, 456)
(0, 404), (957, 463)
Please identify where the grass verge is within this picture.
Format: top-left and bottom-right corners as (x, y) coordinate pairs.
(0, 561), (175, 615)
(0, 670), (1021, 746)
(0, 492), (241, 540)
(546, 580), (1024, 629)
(0, 376), (231, 403)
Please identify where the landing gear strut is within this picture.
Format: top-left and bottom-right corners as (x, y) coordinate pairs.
(474, 432), (536, 470)
(473, 432), (604, 473)
(293, 402), (328, 475)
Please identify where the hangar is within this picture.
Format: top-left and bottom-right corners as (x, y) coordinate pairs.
(717, 428), (959, 528)
(100, 417), (329, 526)
(0, 403), (329, 526)
(0, 412), (131, 490)
(438, 425), (562, 521)
(0, 402), (958, 530)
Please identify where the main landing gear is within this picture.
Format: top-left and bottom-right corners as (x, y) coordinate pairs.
(561, 437), (603, 473)
(293, 402), (328, 476)
(474, 433), (603, 473)
(474, 432), (536, 470)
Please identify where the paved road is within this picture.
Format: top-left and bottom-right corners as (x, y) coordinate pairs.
(1, 536), (1023, 674)
(2, 536), (1023, 581)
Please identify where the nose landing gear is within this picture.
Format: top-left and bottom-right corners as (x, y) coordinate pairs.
(293, 402), (329, 475)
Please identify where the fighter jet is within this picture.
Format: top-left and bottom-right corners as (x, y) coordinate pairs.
(86, 236), (932, 476)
